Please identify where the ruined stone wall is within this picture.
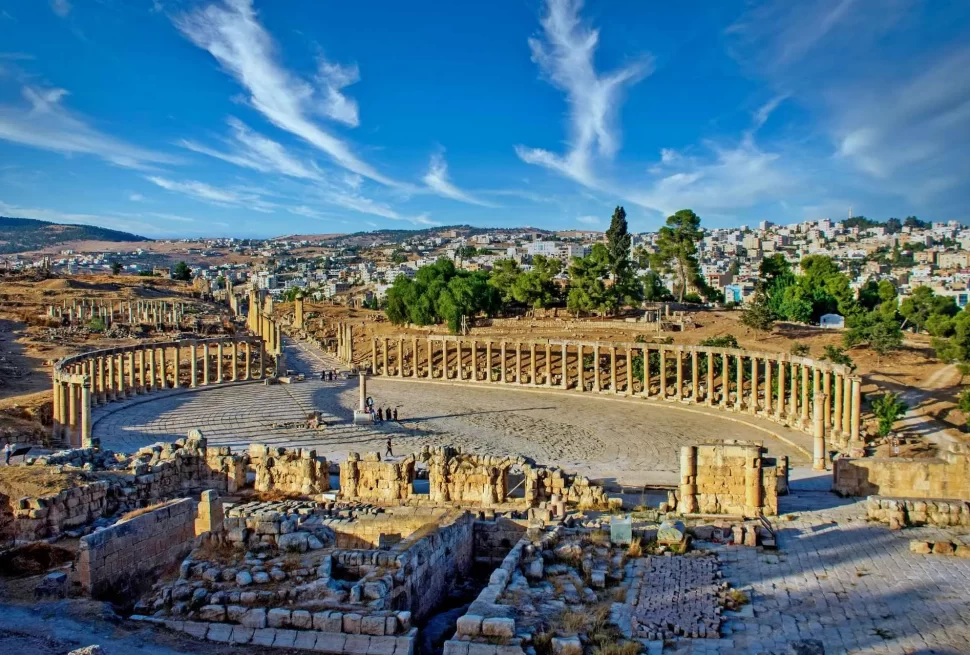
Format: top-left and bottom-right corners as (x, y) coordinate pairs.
(248, 445), (329, 495)
(677, 442), (779, 517)
(473, 517), (528, 565)
(425, 447), (511, 506)
(339, 453), (414, 502)
(866, 495), (970, 529)
(13, 480), (111, 542)
(393, 510), (474, 621)
(128, 438), (247, 499)
(331, 513), (443, 549)
(78, 497), (197, 598)
(524, 464), (609, 509)
(834, 452), (970, 500)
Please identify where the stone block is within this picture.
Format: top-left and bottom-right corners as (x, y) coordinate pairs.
(344, 635), (373, 654)
(274, 629), (298, 648)
(932, 541), (956, 555)
(293, 631), (318, 649)
(361, 615), (385, 636)
(384, 615), (398, 635)
(241, 608), (267, 629)
(268, 608), (292, 628)
(205, 623), (233, 643)
(182, 621), (210, 639)
(909, 540), (931, 554)
(291, 609), (313, 629)
(456, 614), (483, 637)
(443, 642), (469, 655)
(551, 636), (583, 655)
(198, 605), (226, 622)
(344, 613), (362, 634)
(251, 628), (277, 646)
(229, 627), (254, 644)
(313, 633), (347, 652)
(481, 617), (515, 639)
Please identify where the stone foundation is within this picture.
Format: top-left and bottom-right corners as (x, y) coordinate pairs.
(676, 441), (781, 517)
(834, 448), (970, 500)
(866, 495), (970, 529)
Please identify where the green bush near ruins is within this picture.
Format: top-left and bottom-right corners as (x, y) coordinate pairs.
(871, 391), (909, 437)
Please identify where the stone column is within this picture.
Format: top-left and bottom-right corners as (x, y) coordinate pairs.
(626, 346), (633, 396)
(832, 373), (843, 439)
(371, 338), (378, 374)
(486, 341), (493, 382)
(359, 372), (367, 411)
(643, 347), (651, 396)
(593, 343), (600, 391)
(412, 337), (419, 378)
(813, 392), (827, 471)
(850, 377), (862, 444)
(516, 342), (523, 385)
(691, 350), (699, 402)
(659, 348), (667, 399)
(97, 356), (106, 403)
(116, 354), (126, 398)
(500, 342), (508, 383)
(202, 344), (210, 385)
(609, 346), (617, 394)
(721, 353), (729, 408)
(229, 341), (237, 382)
(67, 380), (77, 446)
(823, 370), (832, 432)
(244, 341), (252, 381)
(80, 382), (92, 447)
(735, 354), (744, 411)
(51, 376), (62, 441)
(675, 349), (683, 400)
(577, 344), (584, 391)
(749, 356), (758, 415)
(764, 358), (772, 415)
(148, 348), (157, 391)
(546, 343), (553, 387)
(561, 343), (569, 389)
(678, 446), (698, 514)
(842, 375), (852, 436)
(801, 365), (810, 427)
(776, 358), (785, 420)
(442, 340), (450, 380)
(530, 343), (537, 386)
(789, 362), (798, 421)
(216, 342), (224, 383)
(160, 346), (169, 389)
(427, 339), (434, 379)
(127, 351), (135, 396)
(455, 340), (463, 380)
(706, 351), (714, 406)
(138, 348), (146, 392)
(744, 454), (762, 517)
(106, 353), (115, 401)
(382, 338), (389, 376)
(258, 340), (265, 379)
(190, 343), (198, 387)
(470, 340), (478, 381)
(397, 337), (405, 378)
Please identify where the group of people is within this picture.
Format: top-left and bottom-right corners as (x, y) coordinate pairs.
(319, 369), (338, 381)
(370, 406), (398, 423)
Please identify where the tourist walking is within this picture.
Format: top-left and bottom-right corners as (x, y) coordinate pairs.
(385, 438), (394, 459)
(3, 442), (11, 466)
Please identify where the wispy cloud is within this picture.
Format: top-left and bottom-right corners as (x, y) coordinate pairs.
(0, 200), (166, 235)
(129, 193), (145, 202)
(422, 151), (496, 207)
(316, 57), (360, 127)
(144, 174), (277, 212)
(179, 117), (321, 180)
(288, 205), (330, 220)
(173, 0), (399, 187)
(515, 0), (651, 187)
(576, 215), (599, 225)
(147, 212), (196, 223)
(50, 0), (71, 19)
(0, 87), (178, 169)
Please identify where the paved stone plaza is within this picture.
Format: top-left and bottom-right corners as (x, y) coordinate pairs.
(92, 339), (813, 486)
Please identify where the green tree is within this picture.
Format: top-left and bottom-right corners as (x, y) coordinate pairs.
(791, 342), (810, 356)
(488, 259), (522, 304)
(86, 317), (106, 333)
(958, 389), (970, 432)
(759, 254), (791, 289)
(871, 392), (908, 437)
(651, 209), (703, 302)
(604, 206), (632, 280)
(899, 286), (958, 334)
(383, 258), (498, 333)
(172, 261), (192, 281)
(567, 246), (609, 316)
(511, 255), (562, 309)
(821, 345), (855, 370)
(741, 290), (775, 334)
(641, 271), (672, 302)
(110, 261), (122, 275)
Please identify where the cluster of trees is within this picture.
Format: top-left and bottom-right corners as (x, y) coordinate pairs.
(489, 254), (563, 309)
(384, 259), (499, 333)
(843, 215), (929, 233)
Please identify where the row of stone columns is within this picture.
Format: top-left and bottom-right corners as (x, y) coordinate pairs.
(372, 337), (862, 451)
(336, 323), (354, 364)
(51, 338), (267, 445)
(48, 300), (186, 326)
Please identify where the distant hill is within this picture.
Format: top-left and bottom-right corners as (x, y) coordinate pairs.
(0, 216), (151, 254)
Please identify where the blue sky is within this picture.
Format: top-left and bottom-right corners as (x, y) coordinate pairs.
(1, 0), (969, 239)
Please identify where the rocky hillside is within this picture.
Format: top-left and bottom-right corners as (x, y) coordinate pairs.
(0, 216), (150, 254)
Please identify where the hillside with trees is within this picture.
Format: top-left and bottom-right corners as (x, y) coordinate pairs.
(0, 216), (150, 254)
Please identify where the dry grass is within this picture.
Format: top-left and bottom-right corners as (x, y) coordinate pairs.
(118, 500), (171, 522)
(726, 589), (749, 605)
(191, 538), (240, 566)
(0, 466), (89, 499)
(590, 531), (611, 545)
(591, 641), (641, 655)
(627, 536), (643, 558)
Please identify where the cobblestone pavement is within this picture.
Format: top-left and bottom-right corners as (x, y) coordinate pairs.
(665, 493), (970, 654)
(92, 338), (814, 485)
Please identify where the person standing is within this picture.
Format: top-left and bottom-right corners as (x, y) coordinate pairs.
(3, 442), (12, 466)
(385, 437), (394, 459)
(393, 408), (398, 421)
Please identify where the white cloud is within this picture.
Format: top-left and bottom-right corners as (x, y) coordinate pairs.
(0, 200), (166, 235)
(0, 86), (178, 169)
(129, 193), (145, 202)
(316, 57), (360, 127)
(50, 0), (71, 18)
(323, 190), (401, 220)
(422, 151), (496, 207)
(147, 212), (196, 223)
(576, 215), (599, 225)
(179, 117), (321, 180)
(173, 0), (399, 187)
(515, 0), (651, 186)
(288, 205), (330, 220)
(144, 175), (277, 213)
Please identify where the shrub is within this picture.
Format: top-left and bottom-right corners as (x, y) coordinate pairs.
(870, 391), (908, 437)
(790, 342), (810, 356)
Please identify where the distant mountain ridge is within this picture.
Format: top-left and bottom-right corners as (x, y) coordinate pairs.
(0, 216), (150, 254)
